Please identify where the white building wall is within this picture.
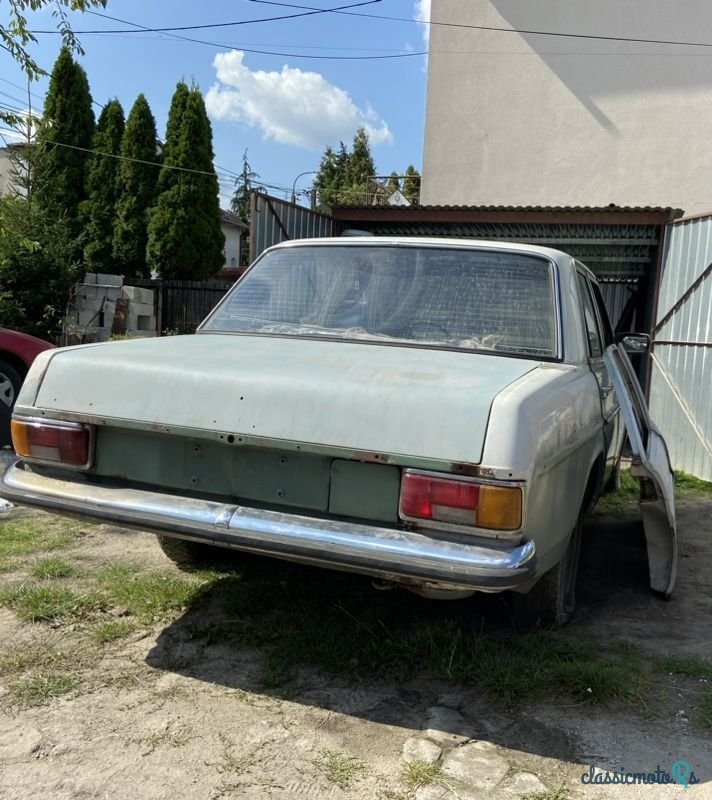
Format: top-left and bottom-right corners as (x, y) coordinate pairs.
(222, 223), (242, 267)
(422, 0), (712, 215)
(0, 149), (14, 199)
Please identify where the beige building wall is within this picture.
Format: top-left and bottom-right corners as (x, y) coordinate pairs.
(422, 0), (712, 214)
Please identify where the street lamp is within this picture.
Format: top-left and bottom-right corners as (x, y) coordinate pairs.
(291, 170), (317, 205)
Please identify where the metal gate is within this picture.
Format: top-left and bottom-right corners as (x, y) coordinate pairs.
(649, 216), (712, 481)
(250, 193), (333, 260)
(127, 279), (231, 334)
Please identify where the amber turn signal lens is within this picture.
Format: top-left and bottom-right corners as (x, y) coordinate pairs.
(10, 419), (31, 458)
(477, 485), (522, 531)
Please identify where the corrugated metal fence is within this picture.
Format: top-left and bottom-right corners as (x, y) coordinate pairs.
(649, 216), (712, 481)
(128, 279), (232, 334)
(250, 192), (333, 260)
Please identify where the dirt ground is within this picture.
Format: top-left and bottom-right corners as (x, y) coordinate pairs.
(0, 497), (711, 800)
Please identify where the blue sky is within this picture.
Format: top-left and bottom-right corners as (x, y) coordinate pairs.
(0, 0), (430, 207)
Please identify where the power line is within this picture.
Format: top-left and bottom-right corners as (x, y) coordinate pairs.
(28, 2), (426, 61)
(251, 0), (712, 49)
(0, 122), (294, 194)
(32, 1), (381, 34)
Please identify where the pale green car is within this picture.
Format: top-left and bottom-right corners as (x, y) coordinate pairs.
(0, 238), (676, 626)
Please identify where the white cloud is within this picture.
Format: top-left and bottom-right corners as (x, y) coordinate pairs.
(205, 51), (392, 150)
(414, 0), (431, 47)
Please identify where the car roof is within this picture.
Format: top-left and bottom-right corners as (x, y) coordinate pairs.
(268, 236), (574, 266)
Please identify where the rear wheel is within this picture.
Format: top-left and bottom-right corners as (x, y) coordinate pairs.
(512, 513), (584, 628)
(157, 535), (237, 572)
(0, 359), (23, 448)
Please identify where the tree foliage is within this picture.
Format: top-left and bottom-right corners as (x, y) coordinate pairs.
(313, 129), (378, 208)
(0, 197), (77, 340)
(32, 47), (95, 259)
(403, 165), (421, 205)
(230, 150), (259, 222)
(0, 0), (106, 88)
(146, 84), (224, 280)
(82, 98), (124, 272)
(112, 94), (159, 278)
(313, 128), (421, 208)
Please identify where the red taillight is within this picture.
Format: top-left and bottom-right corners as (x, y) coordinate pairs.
(12, 419), (91, 467)
(400, 471), (523, 531)
(400, 473), (479, 525)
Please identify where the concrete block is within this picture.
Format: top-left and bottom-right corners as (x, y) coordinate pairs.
(98, 286), (122, 302)
(122, 286), (154, 305)
(77, 309), (102, 327)
(96, 273), (123, 287)
(128, 301), (155, 317)
(77, 285), (99, 301)
(83, 273), (97, 285)
(127, 314), (156, 333)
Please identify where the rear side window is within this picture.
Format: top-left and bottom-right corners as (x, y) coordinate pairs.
(577, 273), (603, 358)
(590, 281), (614, 348)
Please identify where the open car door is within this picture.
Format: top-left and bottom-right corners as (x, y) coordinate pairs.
(603, 345), (677, 598)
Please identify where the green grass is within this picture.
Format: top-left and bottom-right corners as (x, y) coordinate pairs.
(0, 584), (103, 623)
(31, 557), (75, 580)
(10, 672), (78, 707)
(0, 644), (66, 675)
(93, 619), (137, 644)
(698, 686), (712, 729)
(654, 655), (712, 680)
(522, 789), (569, 800)
(597, 469), (712, 514)
(314, 750), (367, 789)
(400, 760), (441, 790)
(201, 563), (649, 708)
(96, 562), (212, 623)
(0, 517), (80, 561)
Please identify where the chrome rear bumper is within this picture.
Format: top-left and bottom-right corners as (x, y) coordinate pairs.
(0, 460), (537, 591)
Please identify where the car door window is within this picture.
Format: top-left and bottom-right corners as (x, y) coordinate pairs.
(577, 273), (603, 358)
(590, 281), (614, 349)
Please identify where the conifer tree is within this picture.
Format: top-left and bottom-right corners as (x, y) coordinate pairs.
(33, 47), (95, 260)
(83, 98), (124, 272)
(146, 86), (224, 279)
(112, 94), (159, 278)
(403, 165), (421, 205)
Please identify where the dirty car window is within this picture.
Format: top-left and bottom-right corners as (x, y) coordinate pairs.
(201, 246), (557, 357)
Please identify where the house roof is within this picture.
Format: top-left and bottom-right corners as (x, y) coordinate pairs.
(220, 209), (249, 230)
(329, 205), (683, 225)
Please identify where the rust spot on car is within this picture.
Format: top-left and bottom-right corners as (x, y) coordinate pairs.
(450, 462), (481, 477)
(352, 451), (389, 464)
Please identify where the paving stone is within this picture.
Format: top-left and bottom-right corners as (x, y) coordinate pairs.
(402, 736), (443, 764)
(508, 772), (547, 796)
(440, 740), (509, 792)
(422, 705), (477, 745)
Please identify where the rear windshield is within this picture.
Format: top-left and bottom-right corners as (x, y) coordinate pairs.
(200, 245), (557, 357)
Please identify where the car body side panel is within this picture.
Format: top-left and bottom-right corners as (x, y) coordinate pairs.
(482, 362), (605, 575)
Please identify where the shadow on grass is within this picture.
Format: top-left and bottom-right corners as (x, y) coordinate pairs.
(143, 510), (680, 770)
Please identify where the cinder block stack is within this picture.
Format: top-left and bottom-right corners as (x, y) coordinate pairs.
(72, 274), (157, 342)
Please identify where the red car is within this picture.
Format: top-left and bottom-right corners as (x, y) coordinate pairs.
(0, 329), (55, 447)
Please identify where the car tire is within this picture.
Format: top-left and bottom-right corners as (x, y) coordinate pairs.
(511, 513), (584, 629)
(156, 535), (237, 572)
(0, 359), (23, 448)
